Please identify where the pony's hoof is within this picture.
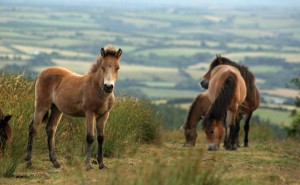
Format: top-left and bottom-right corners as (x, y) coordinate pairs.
(25, 161), (32, 168)
(229, 146), (237, 151)
(224, 145), (231, 150)
(243, 144), (249, 147)
(52, 161), (61, 168)
(99, 163), (107, 169)
(86, 165), (94, 171)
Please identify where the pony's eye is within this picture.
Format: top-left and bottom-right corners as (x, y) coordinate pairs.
(116, 67), (120, 71)
(210, 130), (214, 135)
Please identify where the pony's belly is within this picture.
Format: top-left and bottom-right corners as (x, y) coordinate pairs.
(53, 100), (85, 117)
(65, 111), (85, 117)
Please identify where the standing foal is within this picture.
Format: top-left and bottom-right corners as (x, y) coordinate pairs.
(25, 45), (122, 170)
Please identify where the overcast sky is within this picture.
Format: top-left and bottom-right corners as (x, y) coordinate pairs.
(1, 0), (300, 8)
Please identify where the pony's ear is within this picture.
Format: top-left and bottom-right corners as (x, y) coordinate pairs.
(116, 48), (122, 59)
(216, 54), (222, 64)
(2, 115), (12, 123)
(100, 47), (106, 58)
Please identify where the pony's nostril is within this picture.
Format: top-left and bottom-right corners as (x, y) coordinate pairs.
(103, 84), (114, 93)
(104, 84), (113, 89)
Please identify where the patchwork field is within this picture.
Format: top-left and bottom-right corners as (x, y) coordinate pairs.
(0, 4), (299, 129)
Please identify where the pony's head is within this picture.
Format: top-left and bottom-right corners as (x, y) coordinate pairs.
(0, 115), (12, 128)
(202, 117), (224, 151)
(91, 45), (122, 93)
(201, 54), (227, 89)
(183, 124), (197, 147)
(0, 114), (13, 147)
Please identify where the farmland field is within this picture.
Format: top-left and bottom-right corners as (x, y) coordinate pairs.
(0, 3), (299, 128)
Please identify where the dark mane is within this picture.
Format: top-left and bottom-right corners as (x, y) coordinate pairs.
(203, 72), (237, 129)
(89, 45), (119, 74)
(210, 56), (256, 99)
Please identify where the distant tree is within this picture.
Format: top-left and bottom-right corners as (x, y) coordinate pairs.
(27, 53), (55, 66)
(285, 77), (300, 138)
(200, 40), (207, 48)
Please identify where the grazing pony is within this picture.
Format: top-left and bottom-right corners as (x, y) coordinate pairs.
(183, 91), (211, 147)
(202, 65), (246, 151)
(25, 45), (122, 170)
(0, 108), (12, 155)
(201, 55), (260, 147)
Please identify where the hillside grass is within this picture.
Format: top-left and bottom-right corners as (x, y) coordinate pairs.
(0, 74), (299, 185)
(0, 130), (299, 185)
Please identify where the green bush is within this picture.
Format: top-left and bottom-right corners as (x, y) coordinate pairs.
(103, 97), (162, 157)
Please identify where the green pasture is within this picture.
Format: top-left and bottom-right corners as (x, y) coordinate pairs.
(144, 81), (176, 88)
(139, 87), (199, 99)
(224, 52), (300, 63)
(253, 108), (291, 126)
(119, 65), (185, 82)
(0, 61), (26, 68)
(132, 47), (225, 57)
(110, 16), (171, 28)
(250, 65), (282, 73)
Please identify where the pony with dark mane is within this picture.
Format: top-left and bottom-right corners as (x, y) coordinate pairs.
(201, 55), (260, 147)
(183, 91), (211, 147)
(25, 45), (122, 170)
(202, 65), (246, 150)
(0, 108), (12, 156)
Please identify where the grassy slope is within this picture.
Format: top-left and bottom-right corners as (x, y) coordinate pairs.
(0, 132), (299, 185)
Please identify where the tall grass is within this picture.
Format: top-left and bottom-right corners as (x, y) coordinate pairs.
(0, 74), (162, 176)
(108, 149), (221, 185)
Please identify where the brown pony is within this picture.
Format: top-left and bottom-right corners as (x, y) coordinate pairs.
(202, 65), (246, 151)
(183, 91), (211, 147)
(0, 108), (12, 156)
(201, 55), (260, 147)
(25, 45), (122, 170)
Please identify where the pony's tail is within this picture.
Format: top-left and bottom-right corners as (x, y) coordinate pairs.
(203, 71), (237, 128)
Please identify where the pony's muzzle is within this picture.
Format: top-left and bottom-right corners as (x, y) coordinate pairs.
(103, 84), (114, 93)
(207, 143), (218, 151)
(200, 79), (209, 89)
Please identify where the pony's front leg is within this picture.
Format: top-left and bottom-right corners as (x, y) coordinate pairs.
(85, 112), (96, 170)
(224, 111), (231, 150)
(229, 108), (239, 151)
(96, 112), (109, 169)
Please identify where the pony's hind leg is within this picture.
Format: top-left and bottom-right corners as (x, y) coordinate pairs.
(244, 112), (253, 147)
(25, 107), (50, 167)
(234, 113), (243, 147)
(46, 105), (62, 168)
(96, 112), (109, 169)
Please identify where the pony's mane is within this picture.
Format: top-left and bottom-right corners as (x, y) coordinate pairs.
(210, 57), (256, 92)
(89, 45), (119, 74)
(202, 72), (237, 129)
